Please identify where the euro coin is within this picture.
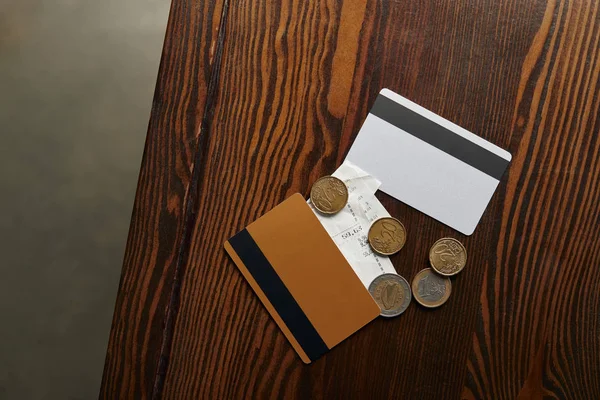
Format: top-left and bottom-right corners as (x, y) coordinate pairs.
(368, 273), (412, 317)
(412, 268), (452, 308)
(429, 238), (467, 276)
(310, 176), (348, 214)
(368, 217), (406, 255)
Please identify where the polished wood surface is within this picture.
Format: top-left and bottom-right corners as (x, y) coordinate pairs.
(101, 0), (600, 398)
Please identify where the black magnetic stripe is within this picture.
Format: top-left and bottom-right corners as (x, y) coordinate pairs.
(228, 229), (328, 362)
(370, 94), (510, 180)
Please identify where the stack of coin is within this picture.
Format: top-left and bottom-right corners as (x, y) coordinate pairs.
(310, 176), (348, 214)
(367, 235), (467, 313)
(411, 237), (467, 308)
(310, 175), (468, 315)
(366, 217), (412, 317)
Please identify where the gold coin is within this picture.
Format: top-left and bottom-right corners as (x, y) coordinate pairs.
(368, 273), (412, 317)
(368, 217), (406, 255)
(412, 268), (452, 308)
(310, 176), (348, 214)
(429, 237), (467, 276)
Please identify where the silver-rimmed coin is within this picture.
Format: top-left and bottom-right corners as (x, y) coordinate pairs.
(368, 273), (412, 317)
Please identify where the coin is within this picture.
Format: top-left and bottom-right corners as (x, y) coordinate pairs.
(368, 217), (407, 255)
(429, 237), (467, 276)
(368, 273), (412, 317)
(310, 176), (348, 214)
(412, 268), (452, 308)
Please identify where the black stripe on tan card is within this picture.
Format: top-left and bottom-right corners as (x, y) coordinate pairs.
(228, 229), (329, 362)
(370, 94), (510, 180)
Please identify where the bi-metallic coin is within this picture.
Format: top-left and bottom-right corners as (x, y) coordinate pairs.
(368, 273), (412, 317)
(412, 268), (452, 308)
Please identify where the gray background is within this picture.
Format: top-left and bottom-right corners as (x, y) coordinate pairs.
(0, 0), (169, 398)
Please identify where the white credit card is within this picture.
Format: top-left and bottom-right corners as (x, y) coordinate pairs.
(346, 89), (511, 235)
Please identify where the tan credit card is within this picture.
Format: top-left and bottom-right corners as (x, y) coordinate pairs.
(224, 193), (380, 363)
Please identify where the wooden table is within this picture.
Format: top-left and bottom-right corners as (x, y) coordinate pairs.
(100, 0), (600, 398)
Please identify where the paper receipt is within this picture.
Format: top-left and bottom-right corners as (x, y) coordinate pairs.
(309, 161), (396, 288)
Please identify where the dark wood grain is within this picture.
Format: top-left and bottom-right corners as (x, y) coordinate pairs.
(102, 0), (600, 398)
(99, 0), (226, 398)
(463, 1), (600, 398)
